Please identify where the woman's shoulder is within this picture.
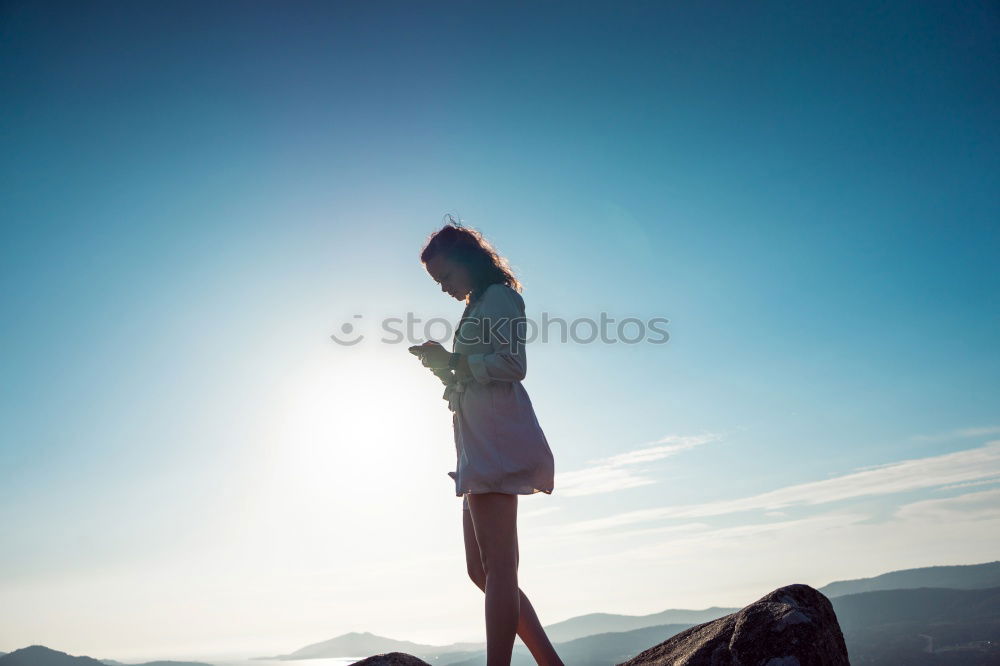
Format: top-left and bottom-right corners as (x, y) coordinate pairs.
(483, 282), (521, 297)
(478, 282), (524, 313)
(484, 282), (515, 296)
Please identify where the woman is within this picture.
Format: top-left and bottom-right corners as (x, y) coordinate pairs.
(410, 216), (563, 666)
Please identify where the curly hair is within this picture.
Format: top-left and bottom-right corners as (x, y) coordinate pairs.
(420, 214), (522, 305)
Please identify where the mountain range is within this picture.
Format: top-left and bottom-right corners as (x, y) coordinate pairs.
(256, 560), (1000, 665)
(0, 646), (210, 666)
(5, 560), (999, 666)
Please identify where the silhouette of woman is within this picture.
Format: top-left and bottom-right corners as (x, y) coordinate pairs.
(410, 215), (563, 666)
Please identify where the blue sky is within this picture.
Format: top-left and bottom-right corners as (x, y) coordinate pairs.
(1, 0), (998, 659)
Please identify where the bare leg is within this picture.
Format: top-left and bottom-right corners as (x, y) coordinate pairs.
(514, 588), (565, 666)
(464, 497), (564, 666)
(467, 492), (519, 665)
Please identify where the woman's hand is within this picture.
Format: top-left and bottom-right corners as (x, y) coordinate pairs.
(413, 340), (452, 370)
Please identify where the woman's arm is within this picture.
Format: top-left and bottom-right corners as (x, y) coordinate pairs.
(412, 343), (457, 384)
(416, 285), (528, 384)
(430, 366), (455, 385)
(454, 353), (472, 378)
(464, 285), (527, 384)
(419, 346), (473, 381)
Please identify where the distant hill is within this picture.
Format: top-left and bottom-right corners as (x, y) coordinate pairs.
(0, 646), (209, 666)
(1, 646), (107, 666)
(831, 586), (1000, 665)
(9, 561), (988, 666)
(438, 623), (699, 666)
(436, 585), (1000, 666)
(540, 607), (737, 643)
(819, 560), (1000, 597)
(831, 585), (1000, 632)
(266, 561), (1000, 661)
(259, 631), (483, 660)
(525, 622), (698, 666)
(100, 660), (210, 666)
(260, 606), (735, 660)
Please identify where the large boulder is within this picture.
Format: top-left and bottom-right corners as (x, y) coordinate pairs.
(617, 583), (849, 666)
(348, 653), (431, 666)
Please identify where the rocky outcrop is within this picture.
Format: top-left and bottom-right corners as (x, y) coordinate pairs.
(348, 653), (431, 666)
(616, 584), (849, 666)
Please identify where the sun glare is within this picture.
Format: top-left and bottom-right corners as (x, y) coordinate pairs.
(256, 344), (450, 536)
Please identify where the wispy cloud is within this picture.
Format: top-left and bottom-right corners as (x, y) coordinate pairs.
(911, 425), (1000, 442)
(554, 488), (1000, 570)
(893, 486), (1000, 523)
(935, 476), (1000, 491)
(543, 511), (871, 569)
(532, 487), (1000, 612)
(557, 440), (1000, 534)
(555, 433), (721, 497)
(520, 506), (562, 519)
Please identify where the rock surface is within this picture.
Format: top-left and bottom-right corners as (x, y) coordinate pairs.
(616, 583), (849, 666)
(348, 653), (431, 666)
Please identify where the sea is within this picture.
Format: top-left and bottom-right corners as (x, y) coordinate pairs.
(210, 658), (364, 666)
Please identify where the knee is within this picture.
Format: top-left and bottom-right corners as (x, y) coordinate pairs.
(479, 551), (516, 578)
(467, 564), (486, 591)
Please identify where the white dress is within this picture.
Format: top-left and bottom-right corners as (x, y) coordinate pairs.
(442, 283), (555, 511)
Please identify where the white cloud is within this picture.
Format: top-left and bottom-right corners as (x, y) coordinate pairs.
(911, 425), (1000, 442)
(526, 488), (1000, 615)
(555, 464), (659, 497)
(893, 486), (1000, 523)
(935, 476), (1000, 491)
(554, 432), (721, 497)
(520, 506), (562, 519)
(557, 440), (1000, 533)
(546, 511), (871, 569)
(548, 488), (1000, 576)
(593, 433), (722, 467)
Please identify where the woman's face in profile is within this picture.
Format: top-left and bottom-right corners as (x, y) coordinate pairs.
(425, 253), (473, 301)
